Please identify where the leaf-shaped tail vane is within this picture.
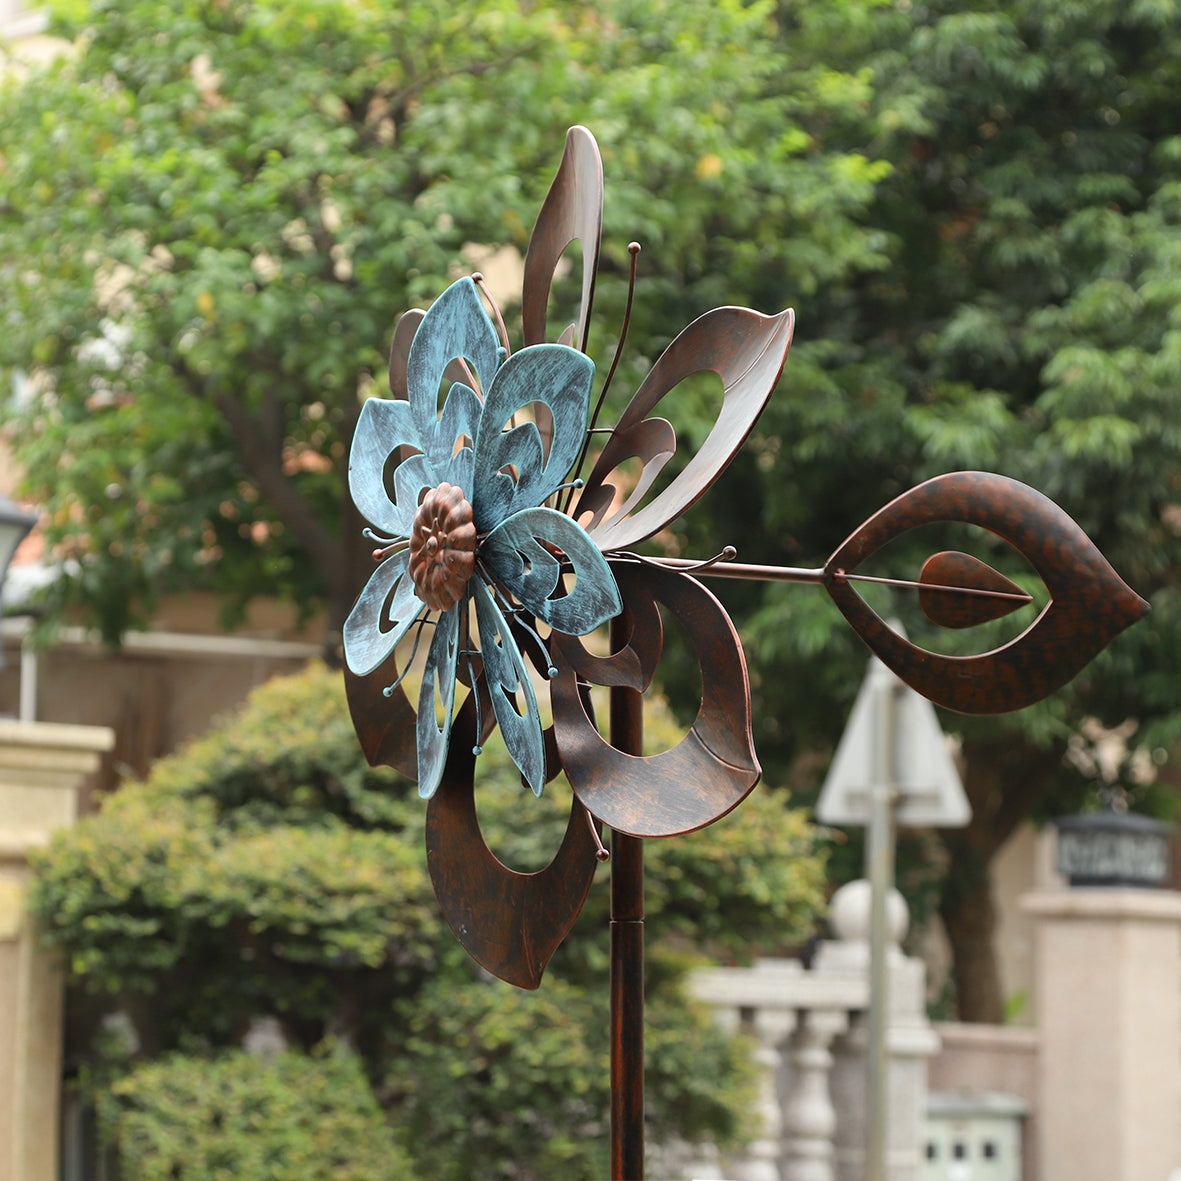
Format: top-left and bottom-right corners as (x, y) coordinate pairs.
(822, 471), (1150, 714)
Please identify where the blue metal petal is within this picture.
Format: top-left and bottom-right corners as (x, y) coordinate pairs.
(481, 508), (622, 637)
(416, 606), (461, 800)
(348, 398), (422, 537)
(471, 344), (594, 533)
(405, 278), (501, 471)
(342, 551), (425, 677)
(473, 582), (546, 796)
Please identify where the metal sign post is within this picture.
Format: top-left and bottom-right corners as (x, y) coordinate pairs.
(819, 645), (971, 1181)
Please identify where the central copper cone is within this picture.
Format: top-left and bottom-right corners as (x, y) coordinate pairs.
(408, 483), (477, 612)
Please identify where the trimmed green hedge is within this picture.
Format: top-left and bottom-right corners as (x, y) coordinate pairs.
(99, 1045), (418, 1181)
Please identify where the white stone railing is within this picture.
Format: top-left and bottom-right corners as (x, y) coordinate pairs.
(677, 881), (939, 1181)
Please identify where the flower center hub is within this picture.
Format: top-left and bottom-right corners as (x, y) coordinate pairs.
(409, 483), (477, 612)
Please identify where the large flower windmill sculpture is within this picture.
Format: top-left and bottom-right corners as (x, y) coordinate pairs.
(343, 126), (1148, 1175)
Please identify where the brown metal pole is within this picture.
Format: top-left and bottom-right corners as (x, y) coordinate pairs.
(610, 617), (644, 1180)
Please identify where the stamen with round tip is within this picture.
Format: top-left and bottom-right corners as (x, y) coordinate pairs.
(380, 609), (435, 697)
(473, 272), (512, 358)
(562, 241), (641, 514)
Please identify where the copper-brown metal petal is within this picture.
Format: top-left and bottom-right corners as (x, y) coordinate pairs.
(343, 651), (420, 780)
(425, 696), (602, 989)
(552, 564), (761, 838)
(823, 471), (1151, 714)
(387, 309), (426, 400)
(522, 125), (603, 354)
(576, 306), (794, 554)
(550, 566), (664, 692)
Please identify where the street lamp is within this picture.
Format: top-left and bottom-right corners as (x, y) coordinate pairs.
(0, 493), (37, 613)
(0, 494), (39, 719)
(1055, 805), (1173, 888)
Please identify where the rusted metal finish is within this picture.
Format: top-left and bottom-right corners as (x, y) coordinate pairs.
(823, 470), (1150, 713)
(424, 693), (603, 990)
(575, 306), (794, 554)
(552, 563), (761, 838)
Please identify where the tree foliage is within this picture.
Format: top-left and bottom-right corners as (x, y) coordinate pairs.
(708, 0), (1181, 1019)
(0, 0), (887, 642)
(8, 0), (1181, 1024)
(30, 663), (825, 1178)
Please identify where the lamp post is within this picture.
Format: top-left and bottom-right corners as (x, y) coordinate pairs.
(0, 494), (37, 605)
(0, 493), (39, 719)
(1055, 804), (1173, 888)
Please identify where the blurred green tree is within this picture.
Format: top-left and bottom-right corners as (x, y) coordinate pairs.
(684, 0), (1181, 1020)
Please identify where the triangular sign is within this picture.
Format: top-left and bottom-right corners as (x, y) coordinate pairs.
(817, 653), (970, 828)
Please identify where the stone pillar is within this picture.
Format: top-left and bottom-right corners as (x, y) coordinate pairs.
(813, 880), (940, 1181)
(0, 719), (114, 1181)
(1023, 888), (1181, 1181)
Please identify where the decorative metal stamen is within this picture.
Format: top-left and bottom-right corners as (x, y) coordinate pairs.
(409, 484), (478, 611)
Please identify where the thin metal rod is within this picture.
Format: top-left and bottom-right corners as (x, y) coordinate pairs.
(610, 614), (644, 1181)
(634, 556), (1034, 605)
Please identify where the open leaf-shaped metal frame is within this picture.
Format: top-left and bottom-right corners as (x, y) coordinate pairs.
(823, 471), (1150, 713)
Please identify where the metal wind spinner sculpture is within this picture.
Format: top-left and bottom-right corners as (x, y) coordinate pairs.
(343, 126), (1148, 1175)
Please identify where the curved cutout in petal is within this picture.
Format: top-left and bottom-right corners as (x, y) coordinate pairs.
(406, 278), (501, 468)
(416, 606), (461, 798)
(471, 345), (594, 532)
(571, 417), (675, 536)
(349, 398), (421, 537)
(577, 306), (794, 553)
(550, 562), (663, 691)
(482, 508), (622, 637)
(426, 697), (601, 989)
(552, 564), (760, 837)
(824, 471), (1151, 714)
(388, 309), (425, 400)
(522, 125), (603, 353)
(342, 552), (424, 676)
(473, 584), (546, 795)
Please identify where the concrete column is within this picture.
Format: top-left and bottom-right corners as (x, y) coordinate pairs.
(1023, 888), (1181, 1181)
(813, 880), (940, 1181)
(0, 719), (114, 1181)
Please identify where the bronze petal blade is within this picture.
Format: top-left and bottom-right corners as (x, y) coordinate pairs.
(578, 306), (794, 554)
(425, 698), (601, 990)
(823, 471), (1151, 714)
(522, 124), (603, 353)
(553, 565), (761, 838)
(343, 650), (420, 780)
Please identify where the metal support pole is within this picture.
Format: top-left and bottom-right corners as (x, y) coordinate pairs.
(610, 617), (645, 1180)
(866, 676), (899, 1181)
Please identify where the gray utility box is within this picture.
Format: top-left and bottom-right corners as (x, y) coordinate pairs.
(922, 1091), (1027, 1181)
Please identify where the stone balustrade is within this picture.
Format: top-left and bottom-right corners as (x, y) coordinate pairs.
(676, 880), (939, 1181)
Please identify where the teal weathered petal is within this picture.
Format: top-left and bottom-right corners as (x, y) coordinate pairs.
(342, 552), (424, 677)
(406, 278), (501, 470)
(482, 508), (621, 637)
(471, 344), (593, 533)
(416, 607), (461, 799)
(473, 583), (545, 795)
(348, 398), (422, 536)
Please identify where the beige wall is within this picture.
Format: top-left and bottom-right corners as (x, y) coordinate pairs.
(0, 721), (114, 1181)
(0, 594), (323, 792)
